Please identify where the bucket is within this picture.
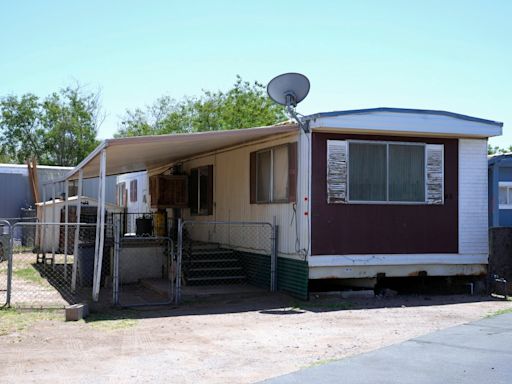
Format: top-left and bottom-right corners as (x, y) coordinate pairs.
(136, 216), (153, 236)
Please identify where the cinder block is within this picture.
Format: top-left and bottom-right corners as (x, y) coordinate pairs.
(65, 303), (89, 321)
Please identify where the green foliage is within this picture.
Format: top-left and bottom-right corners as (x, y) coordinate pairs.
(0, 85), (101, 166)
(488, 144), (512, 155)
(116, 75), (287, 137)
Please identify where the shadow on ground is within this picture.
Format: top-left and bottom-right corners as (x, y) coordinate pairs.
(83, 293), (506, 324)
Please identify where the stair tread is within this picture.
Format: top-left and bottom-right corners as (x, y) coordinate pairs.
(186, 258), (239, 263)
(187, 275), (246, 281)
(186, 249), (234, 254)
(190, 267), (243, 272)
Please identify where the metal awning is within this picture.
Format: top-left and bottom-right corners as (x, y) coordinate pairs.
(63, 123), (298, 180)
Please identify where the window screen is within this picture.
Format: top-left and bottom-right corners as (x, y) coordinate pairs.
(190, 165), (213, 215)
(256, 150), (272, 202)
(348, 143), (387, 201)
(500, 186), (510, 205)
(272, 145), (289, 201)
(130, 180), (137, 202)
(198, 166), (210, 215)
(388, 144), (425, 202)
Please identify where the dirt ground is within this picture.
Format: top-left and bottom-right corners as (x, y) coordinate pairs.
(1, 293), (511, 384)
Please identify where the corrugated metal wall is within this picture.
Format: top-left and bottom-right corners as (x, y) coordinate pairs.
(0, 165), (117, 219)
(0, 173), (33, 217)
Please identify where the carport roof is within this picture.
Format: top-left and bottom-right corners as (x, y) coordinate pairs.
(60, 123), (298, 181)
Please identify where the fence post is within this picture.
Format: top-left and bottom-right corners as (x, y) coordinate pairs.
(4, 221), (12, 307)
(176, 218), (183, 304)
(271, 217), (278, 292)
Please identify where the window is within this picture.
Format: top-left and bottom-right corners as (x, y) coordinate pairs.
(129, 180), (137, 202)
(116, 182), (127, 207)
(251, 144), (296, 204)
(327, 140), (443, 205)
(190, 165), (213, 215)
(499, 182), (512, 209)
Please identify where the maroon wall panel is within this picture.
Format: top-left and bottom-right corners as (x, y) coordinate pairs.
(311, 133), (458, 255)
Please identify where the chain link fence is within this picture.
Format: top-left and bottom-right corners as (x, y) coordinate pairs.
(1, 221), (113, 308)
(177, 220), (276, 303)
(1, 217), (276, 308)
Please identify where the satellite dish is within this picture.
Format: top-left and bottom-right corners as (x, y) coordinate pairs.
(267, 72), (310, 107)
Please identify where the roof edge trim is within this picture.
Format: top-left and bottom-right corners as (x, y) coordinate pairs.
(306, 107), (503, 128)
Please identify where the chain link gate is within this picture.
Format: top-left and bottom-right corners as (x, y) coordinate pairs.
(111, 213), (175, 307)
(176, 220), (277, 303)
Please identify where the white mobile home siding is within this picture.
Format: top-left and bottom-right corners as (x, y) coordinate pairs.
(458, 138), (489, 256)
(180, 133), (300, 258)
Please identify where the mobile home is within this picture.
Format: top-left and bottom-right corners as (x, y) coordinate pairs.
(58, 107), (503, 300)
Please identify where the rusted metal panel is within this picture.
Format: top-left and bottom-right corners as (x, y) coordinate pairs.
(309, 264), (487, 279)
(311, 132), (459, 255)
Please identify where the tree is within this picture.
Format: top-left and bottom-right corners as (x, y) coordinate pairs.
(0, 94), (46, 163)
(41, 86), (102, 165)
(116, 76), (287, 137)
(0, 85), (102, 166)
(488, 144), (512, 155)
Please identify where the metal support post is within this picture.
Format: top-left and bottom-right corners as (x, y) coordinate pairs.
(41, 185), (46, 258)
(93, 149), (107, 302)
(176, 218), (183, 304)
(2, 220), (12, 307)
(51, 182), (56, 266)
(71, 169), (83, 291)
(112, 216), (120, 305)
(64, 179), (69, 279)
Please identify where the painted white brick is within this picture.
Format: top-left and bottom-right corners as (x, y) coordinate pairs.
(458, 139), (488, 256)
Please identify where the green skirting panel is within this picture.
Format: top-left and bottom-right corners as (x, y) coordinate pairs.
(238, 252), (271, 289)
(277, 257), (309, 300)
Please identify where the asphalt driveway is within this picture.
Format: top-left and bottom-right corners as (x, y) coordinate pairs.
(262, 312), (512, 384)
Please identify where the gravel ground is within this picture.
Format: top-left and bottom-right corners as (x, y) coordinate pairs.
(1, 293), (511, 384)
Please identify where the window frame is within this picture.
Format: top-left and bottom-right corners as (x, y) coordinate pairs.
(499, 181), (512, 209)
(255, 144), (290, 204)
(346, 140), (428, 205)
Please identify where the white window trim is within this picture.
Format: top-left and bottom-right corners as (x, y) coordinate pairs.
(499, 181), (512, 209)
(346, 140), (428, 205)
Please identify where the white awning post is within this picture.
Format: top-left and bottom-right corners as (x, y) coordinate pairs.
(41, 185), (46, 257)
(92, 149), (107, 301)
(51, 182), (56, 267)
(64, 179), (69, 279)
(71, 170), (83, 291)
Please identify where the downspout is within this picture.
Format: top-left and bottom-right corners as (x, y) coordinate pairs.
(491, 160), (500, 227)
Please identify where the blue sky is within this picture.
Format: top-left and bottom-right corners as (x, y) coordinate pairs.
(1, 1), (510, 145)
